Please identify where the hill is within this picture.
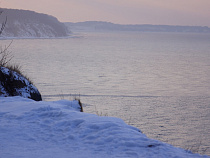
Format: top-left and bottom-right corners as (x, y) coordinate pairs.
(65, 21), (210, 33)
(0, 8), (69, 38)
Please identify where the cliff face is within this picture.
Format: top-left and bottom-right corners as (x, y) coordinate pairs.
(0, 8), (69, 38)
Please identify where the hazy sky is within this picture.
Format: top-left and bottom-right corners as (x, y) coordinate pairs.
(1, 0), (210, 26)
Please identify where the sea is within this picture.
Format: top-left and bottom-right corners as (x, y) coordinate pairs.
(1, 31), (210, 155)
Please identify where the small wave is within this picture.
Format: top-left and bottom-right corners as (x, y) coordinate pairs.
(42, 94), (161, 98)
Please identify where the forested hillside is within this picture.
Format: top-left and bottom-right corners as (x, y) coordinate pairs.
(0, 8), (69, 38)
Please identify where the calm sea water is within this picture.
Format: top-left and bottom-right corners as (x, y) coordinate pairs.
(1, 32), (210, 155)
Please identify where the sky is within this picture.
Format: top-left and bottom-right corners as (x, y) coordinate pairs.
(1, 0), (210, 26)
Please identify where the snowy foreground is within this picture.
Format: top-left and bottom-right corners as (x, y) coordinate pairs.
(0, 97), (209, 158)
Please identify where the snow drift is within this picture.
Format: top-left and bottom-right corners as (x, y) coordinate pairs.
(0, 96), (209, 158)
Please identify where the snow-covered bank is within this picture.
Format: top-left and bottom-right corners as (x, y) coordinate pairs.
(0, 67), (42, 101)
(0, 97), (209, 158)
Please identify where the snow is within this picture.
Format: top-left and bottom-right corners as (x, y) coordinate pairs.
(1, 20), (61, 38)
(0, 9), (69, 38)
(0, 67), (41, 100)
(0, 96), (209, 158)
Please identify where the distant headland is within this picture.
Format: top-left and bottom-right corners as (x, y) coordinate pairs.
(65, 21), (210, 33)
(0, 8), (69, 38)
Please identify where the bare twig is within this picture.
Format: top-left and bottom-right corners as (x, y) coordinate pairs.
(0, 40), (13, 66)
(0, 11), (7, 35)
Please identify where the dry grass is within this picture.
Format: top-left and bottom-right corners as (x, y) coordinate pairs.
(0, 33), (33, 85)
(0, 11), (7, 35)
(0, 41), (13, 67)
(58, 93), (84, 112)
(4, 64), (34, 85)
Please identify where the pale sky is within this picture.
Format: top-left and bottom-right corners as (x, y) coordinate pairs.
(1, 0), (210, 26)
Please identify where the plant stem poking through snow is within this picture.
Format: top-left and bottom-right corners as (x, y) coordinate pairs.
(76, 98), (83, 112)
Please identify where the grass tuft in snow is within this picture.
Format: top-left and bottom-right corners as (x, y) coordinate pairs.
(58, 93), (84, 112)
(4, 64), (34, 85)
